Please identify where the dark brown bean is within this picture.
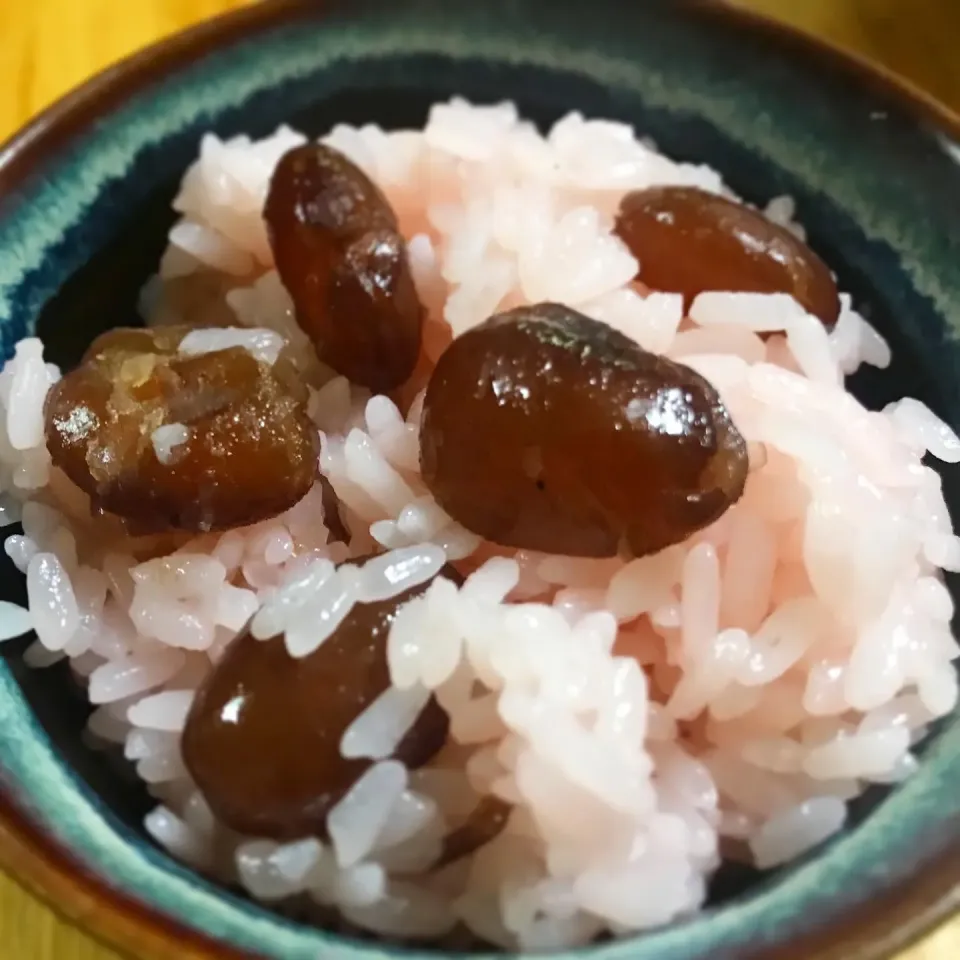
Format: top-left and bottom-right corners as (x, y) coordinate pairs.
(437, 796), (512, 868)
(44, 325), (318, 533)
(615, 186), (840, 328)
(420, 304), (748, 558)
(264, 144), (424, 393)
(181, 560), (460, 841)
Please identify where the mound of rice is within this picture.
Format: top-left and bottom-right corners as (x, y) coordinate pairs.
(1, 99), (958, 952)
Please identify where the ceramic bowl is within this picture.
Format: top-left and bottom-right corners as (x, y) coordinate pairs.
(2, 2), (960, 958)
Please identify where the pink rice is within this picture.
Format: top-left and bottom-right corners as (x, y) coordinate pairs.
(0, 99), (958, 951)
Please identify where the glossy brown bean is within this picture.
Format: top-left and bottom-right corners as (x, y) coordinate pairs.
(264, 144), (424, 393)
(615, 186), (841, 328)
(181, 561), (459, 840)
(420, 304), (748, 558)
(44, 325), (318, 533)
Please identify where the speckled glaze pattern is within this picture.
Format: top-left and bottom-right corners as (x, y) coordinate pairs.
(1, 2), (960, 958)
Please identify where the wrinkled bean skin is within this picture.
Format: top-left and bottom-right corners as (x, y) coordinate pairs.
(615, 186), (841, 328)
(265, 144), (424, 393)
(421, 304), (748, 558)
(181, 562), (458, 840)
(44, 326), (318, 533)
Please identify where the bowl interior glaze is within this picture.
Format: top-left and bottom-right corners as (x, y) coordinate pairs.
(1, 2), (960, 959)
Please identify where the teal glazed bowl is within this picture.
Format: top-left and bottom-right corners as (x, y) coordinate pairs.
(1, 2), (960, 959)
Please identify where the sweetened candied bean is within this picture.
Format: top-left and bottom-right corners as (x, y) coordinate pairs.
(181, 560), (458, 840)
(44, 325), (318, 533)
(420, 304), (748, 558)
(615, 186), (841, 328)
(264, 144), (424, 392)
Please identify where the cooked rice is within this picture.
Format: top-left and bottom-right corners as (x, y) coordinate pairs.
(0, 99), (957, 952)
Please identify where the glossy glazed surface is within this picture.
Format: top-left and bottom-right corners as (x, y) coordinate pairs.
(615, 186), (841, 326)
(421, 304), (747, 557)
(182, 565), (452, 840)
(265, 143), (424, 393)
(46, 326), (318, 533)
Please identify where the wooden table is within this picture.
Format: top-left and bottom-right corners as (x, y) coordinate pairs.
(2, 0), (960, 957)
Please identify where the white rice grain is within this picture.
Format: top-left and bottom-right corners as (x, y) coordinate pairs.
(396, 498), (452, 542)
(237, 839), (324, 901)
(151, 424), (191, 465)
(341, 884), (455, 939)
(344, 429), (416, 517)
(4, 534), (36, 571)
(26, 553), (79, 651)
(750, 798), (847, 869)
(7, 339), (54, 451)
(0, 601), (32, 641)
(145, 806), (212, 869)
(803, 727), (911, 780)
(89, 648), (187, 704)
(736, 599), (824, 687)
(341, 684), (432, 761)
(328, 761), (409, 868)
(127, 690), (196, 732)
(167, 221), (255, 276)
(680, 544), (720, 660)
(334, 863), (389, 908)
(690, 292), (808, 333)
(251, 559), (335, 639)
(284, 565), (361, 659)
(124, 728), (181, 761)
(178, 327), (285, 366)
(356, 546), (446, 603)
(887, 397), (960, 463)
(607, 551), (682, 623)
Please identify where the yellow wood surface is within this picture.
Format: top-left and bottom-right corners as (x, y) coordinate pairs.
(2, 0), (960, 957)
